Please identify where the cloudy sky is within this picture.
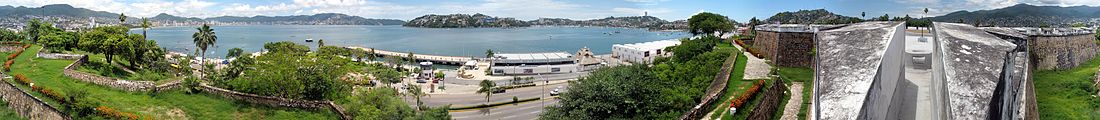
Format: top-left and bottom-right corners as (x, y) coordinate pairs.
(2, 0), (1100, 22)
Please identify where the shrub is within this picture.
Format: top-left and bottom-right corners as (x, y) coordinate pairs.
(95, 106), (141, 120)
(31, 85), (66, 104)
(3, 61), (10, 72)
(13, 74), (29, 85)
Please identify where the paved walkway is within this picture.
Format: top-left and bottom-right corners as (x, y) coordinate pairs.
(780, 82), (804, 120)
(732, 43), (772, 80)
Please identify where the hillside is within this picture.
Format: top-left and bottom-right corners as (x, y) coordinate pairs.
(0, 4), (405, 27)
(929, 4), (1100, 27)
(403, 13), (530, 28)
(765, 9), (860, 24)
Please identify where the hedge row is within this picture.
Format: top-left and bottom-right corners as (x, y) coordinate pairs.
(95, 106), (150, 120)
(15, 74), (67, 104)
(729, 80), (764, 109)
(3, 60), (11, 72)
(449, 97), (541, 110)
(734, 39), (763, 58)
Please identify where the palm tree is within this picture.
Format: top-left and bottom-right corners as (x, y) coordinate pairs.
(406, 83), (428, 110)
(861, 12), (866, 20)
(476, 80), (496, 103)
(192, 24), (217, 79)
(406, 52), (416, 64)
(141, 17), (151, 39)
(317, 39), (325, 48)
(485, 49), (494, 58)
(119, 13), (127, 25)
(368, 48), (376, 61)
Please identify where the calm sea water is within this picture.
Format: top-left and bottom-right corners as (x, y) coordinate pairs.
(135, 25), (689, 58)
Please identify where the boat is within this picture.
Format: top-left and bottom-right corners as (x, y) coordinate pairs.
(306, 38), (314, 42)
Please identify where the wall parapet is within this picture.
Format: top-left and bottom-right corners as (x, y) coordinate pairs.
(198, 84), (352, 120)
(0, 75), (72, 120)
(62, 55), (156, 92)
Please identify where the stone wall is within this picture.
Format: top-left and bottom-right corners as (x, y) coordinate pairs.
(62, 56), (156, 91)
(752, 31), (816, 67)
(1029, 34), (1100, 70)
(37, 52), (83, 60)
(198, 84), (352, 120)
(0, 77), (71, 120)
(0, 45), (20, 52)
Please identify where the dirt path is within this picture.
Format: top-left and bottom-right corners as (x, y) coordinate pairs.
(780, 82), (803, 120)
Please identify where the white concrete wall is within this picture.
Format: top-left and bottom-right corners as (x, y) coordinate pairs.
(612, 45), (666, 64)
(491, 64), (577, 75)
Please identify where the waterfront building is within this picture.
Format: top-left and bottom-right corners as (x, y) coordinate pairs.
(490, 52), (577, 75)
(575, 47), (604, 71)
(611, 40), (680, 64)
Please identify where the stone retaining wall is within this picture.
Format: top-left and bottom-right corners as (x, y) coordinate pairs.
(752, 31), (816, 67)
(198, 84), (352, 120)
(37, 52), (83, 60)
(1029, 34), (1099, 70)
(62, 55), (156, 91)
(0, 77), (71, 120)
(0, 46), (20, 52)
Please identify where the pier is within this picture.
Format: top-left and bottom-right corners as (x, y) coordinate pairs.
(347, 47), (475, 65)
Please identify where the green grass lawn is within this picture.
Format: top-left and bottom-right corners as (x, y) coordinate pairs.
(6, 45), (337, 119)
(708, 51), (750, 120)
(774, 67), (813, 120)
(75, 53), (176, 82)
(1034, 55), (1100, 119)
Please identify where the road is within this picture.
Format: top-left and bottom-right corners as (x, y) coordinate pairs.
(441, 71), (586, 85)
(410, 83), (568, 107)
(450, 98), (560, 120)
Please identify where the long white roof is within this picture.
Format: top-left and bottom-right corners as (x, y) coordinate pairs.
(493, 52), (574, 64)
(614, 40), (681, 51)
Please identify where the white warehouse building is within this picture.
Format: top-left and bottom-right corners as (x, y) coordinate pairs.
(612, 40), (681, 64)
(490, 52), (577, 75)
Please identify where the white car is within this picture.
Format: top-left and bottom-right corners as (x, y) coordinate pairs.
(550, 86), (563, 96)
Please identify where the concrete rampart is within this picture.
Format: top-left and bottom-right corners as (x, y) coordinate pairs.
(752, 31), (816, 67)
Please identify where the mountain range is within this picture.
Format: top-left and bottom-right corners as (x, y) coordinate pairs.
(929, 4), (1100, 27)
(0, 4), (405, 26)
(405, 13), (702, 30)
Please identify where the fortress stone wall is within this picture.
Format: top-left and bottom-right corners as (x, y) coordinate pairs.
(0, 77), (71, 120)
(1029, 34), (1099, 70)
(752, 31), (816, 67)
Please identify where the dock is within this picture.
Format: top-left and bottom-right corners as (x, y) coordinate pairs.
(347, 47), (475, 65)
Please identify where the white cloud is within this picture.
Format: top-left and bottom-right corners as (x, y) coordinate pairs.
(1024, 0), (1100, 6)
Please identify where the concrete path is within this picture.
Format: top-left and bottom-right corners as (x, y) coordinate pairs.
(732, 42), (772, 80)
(780, 82), (804, 120)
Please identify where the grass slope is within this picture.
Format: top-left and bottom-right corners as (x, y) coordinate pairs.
(1034, 56), (1100, 119)
(7, 45), (336, 119)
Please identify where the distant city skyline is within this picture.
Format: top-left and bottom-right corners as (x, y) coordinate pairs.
(2, 0), (1100, 22)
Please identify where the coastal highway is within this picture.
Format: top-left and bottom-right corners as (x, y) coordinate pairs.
(450, 98), (560, 120)
(411, 83), (568, 107)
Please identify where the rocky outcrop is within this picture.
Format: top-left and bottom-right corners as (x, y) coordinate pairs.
(62, 56), (156, 91)
(1029, 34), (1099, 70)
(0, 76), (71, 120)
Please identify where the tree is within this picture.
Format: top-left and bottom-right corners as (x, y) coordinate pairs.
(485, 49), (494, 58)
(368, 48), (377, 61)
(687, 12), (733, 35)
(25, 19), (57, 43)
(541, 65), (670, 119)
(0, 29), (19, 42)
(476, 80), (496, 103)
(351, 49), (366, 62)
(119, 13), (127, 25)
(140, 17), (151, 39)
(319, 46), (350, 57)
(341, 88), (416, 119)
(406, 52), (416, 64)
(226, 48), (244, 58)
(264, 41), (310, 54)
(861, 12), (866, 20)
(39, 31), (76, 52)
(192, 24), (217, 79)
(879, 14), (890, 21)
(405, 83), (428, 110)
(79, 26), (131, 64)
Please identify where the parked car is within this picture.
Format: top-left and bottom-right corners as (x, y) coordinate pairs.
(492, 88), (507, 94)
(550, 89), (561, 96)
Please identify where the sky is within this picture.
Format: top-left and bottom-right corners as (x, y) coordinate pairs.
(2, 0), (1100, 22)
